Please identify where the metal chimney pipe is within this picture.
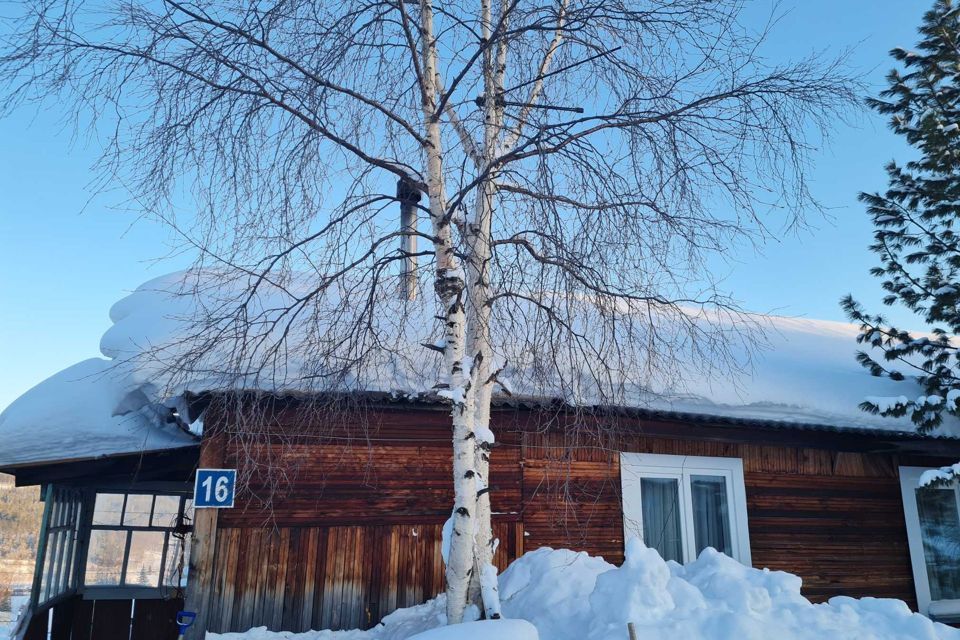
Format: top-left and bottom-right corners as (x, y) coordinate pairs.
(397, 178), (422, 300)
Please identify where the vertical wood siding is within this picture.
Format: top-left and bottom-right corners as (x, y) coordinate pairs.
(206, 522), (523, 633)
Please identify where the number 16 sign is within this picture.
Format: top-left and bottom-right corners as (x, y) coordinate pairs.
(194, 468), (237, 508)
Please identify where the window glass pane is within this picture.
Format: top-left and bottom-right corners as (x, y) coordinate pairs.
(47, 530), (63, 598)
(691, 475), (732, 557)
(123, 495), (153, 527)
(39, 532), (55, 602)
(85, 530), (127, 585)
(61, 529), (77, 591)
(92, 494), (125, 526)
(916, 487), (960, 600)
(125, 531), (165, 586)
(152, 496), (181, 528)
(55, 497), (68, 527)
(641, 477), (683, 563)
(50, 499), (63, 528)
(163, 534), (190, 587)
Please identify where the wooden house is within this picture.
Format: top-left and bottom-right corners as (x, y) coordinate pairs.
(3, 302), (960, 639)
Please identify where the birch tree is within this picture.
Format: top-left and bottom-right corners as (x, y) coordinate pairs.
(1, 0), (856, 625)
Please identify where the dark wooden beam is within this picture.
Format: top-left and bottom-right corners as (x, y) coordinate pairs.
(12, 447), (200, 487)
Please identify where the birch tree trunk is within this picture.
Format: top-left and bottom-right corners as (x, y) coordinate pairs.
(466, 177), (498, 619)
(465, 0), (507, 619)
(467, 0), (508, 619)
(418, 0), (479, 624)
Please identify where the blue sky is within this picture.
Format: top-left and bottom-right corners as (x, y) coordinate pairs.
(0, 1), (931, 411)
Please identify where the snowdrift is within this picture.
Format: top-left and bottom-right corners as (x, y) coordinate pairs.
(208, 541), (958, 640)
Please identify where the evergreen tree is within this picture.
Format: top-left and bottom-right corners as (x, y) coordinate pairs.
(843, 0), (960, 431)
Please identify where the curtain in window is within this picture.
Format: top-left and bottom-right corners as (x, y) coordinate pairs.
(691, 475), (732, 557)
(641, 478), (683, 562)
(916, 487), (960, 600)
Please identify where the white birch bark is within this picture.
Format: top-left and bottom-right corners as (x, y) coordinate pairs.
(467, 183), (499, 618)
(465, 0), (507, 620)
(419, 0), (478, 624)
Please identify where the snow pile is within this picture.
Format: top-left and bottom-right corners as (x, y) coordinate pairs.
(408, 620), (538, 640)
(98, 272), (439, 397)
(0, 271), (438, 467)
(208, 617), (537, 640)
(498, 543), (957, 640)
(208, 542), (959, 640)
(2, 270), (957, 468)
(644, 314), (949, 432)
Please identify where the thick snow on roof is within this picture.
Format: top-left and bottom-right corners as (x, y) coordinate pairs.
(0, 358), (196, 468)
(644, 314), (955, 433)
(1, 271), (956, 468)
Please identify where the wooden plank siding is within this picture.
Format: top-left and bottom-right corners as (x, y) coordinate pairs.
(197, 403), (960, 632)
(206, 522), (522, 633)
(184, 431), (226, 640)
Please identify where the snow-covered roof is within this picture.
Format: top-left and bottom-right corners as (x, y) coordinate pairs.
(1, 272), (956, 469)
(0, 358), (196, 468)
(639, 314), (952, 433)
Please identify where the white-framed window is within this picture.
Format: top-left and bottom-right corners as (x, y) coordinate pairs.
(899, 466), (960, 622)
(620, 453), (752, 565)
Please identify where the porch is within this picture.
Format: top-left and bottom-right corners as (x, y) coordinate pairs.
(7, 450), (198, 640)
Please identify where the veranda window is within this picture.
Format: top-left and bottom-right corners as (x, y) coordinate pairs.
(32, 487), (85, 608)
(899, 467), (960, 622)
(620, 453), (752, 564)
(83, 492), (192, 596)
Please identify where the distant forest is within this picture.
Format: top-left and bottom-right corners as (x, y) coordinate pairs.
(0, 474), (42, 603)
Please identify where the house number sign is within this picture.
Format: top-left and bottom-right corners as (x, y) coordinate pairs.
(194, 468), (237, 508)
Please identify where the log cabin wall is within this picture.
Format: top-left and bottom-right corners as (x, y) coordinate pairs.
(197, 401), (959, 633)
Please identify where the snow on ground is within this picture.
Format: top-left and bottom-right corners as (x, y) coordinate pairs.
(407, 620), (538, 640)
(0, 594), (30, 637)
(2, 270), (957, 468)
(207, 542), (958, 640)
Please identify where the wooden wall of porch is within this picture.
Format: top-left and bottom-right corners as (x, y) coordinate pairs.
(21, 597), (183, 640)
